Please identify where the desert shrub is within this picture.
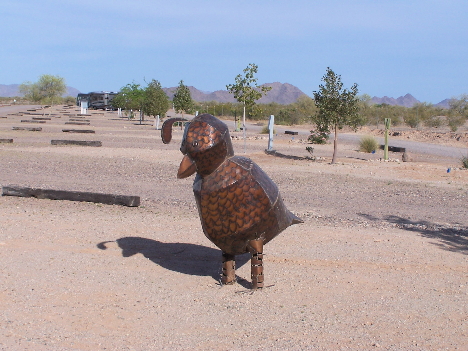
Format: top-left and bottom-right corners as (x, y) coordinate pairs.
(424, 116), (443, 128)
(359, 135), (379, 153)
(308, 130), (329, 144)
(404, 114), (420, 128)
(447, 114), (466, 132)
(260, 125), (275, 134)
(461, 155), (468, 169)
(390, 115), (403, 126)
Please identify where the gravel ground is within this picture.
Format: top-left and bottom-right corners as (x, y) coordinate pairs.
(0, 105), (467, 350)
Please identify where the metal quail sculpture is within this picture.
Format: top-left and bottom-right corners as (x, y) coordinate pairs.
(162, 114), (302, 289)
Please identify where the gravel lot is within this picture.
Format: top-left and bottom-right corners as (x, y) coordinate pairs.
(1, 105), (467, 350)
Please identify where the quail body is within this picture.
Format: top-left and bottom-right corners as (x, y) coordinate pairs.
(162, 114), (302, 288)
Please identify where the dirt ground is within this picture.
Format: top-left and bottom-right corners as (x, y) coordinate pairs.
(0, 105), (467, 350)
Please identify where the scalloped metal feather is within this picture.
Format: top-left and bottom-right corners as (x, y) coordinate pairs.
(161, 118), (187, 144)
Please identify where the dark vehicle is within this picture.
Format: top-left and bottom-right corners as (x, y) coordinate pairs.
(76, 93), (90, 106)
(76, 91), (118, 110)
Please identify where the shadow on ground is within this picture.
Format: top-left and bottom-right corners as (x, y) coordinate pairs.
(97, 237), (251, 287)
(359, 213), (468, 254)
(264, 149), (316, 161)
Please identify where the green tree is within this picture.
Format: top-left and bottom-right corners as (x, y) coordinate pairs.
(292, 95), (317, 124)
(447, 94), (468, 131)
(357, 94), (373, 125)
(19, 74), (66, 106)
(312, 67), (361, 164)
(110, 91), (126, 111)
(63, 96), (76, 105)
(19, 81), (41, 102)
(143, 79), (170, 126)
(226, 63), (272, 134)
(113, 82), (145, 120)
(403, 109), (420, 128)
(173, 80), (193, 118)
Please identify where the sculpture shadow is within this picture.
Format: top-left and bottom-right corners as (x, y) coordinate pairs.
(358, 213), (468, 255)
(265, 149), (315, 161)
(97, 237), (251, 286)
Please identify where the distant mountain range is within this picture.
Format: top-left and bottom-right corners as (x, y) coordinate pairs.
(370, 93), (450, 109)
(163, 82), (307, 104)
(0, 83), (451, 108)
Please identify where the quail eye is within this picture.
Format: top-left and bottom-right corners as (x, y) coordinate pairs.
(192, 140), (199, 147)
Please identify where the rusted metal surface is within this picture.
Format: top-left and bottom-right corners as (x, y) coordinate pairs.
(162, 114), (302, 289)
(222, 252), (236, 285)
(161, 117), (187, 144)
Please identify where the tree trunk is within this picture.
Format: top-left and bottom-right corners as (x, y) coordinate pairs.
(331, 123), (338, 164)
(243, 103), (246, 153)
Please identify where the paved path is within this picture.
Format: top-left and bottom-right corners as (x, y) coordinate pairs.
(244, 121), (467, 160)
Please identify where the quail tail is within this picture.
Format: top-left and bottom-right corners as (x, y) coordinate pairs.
(290, 212), (304, 225)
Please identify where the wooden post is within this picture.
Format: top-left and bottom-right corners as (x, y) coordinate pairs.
(51, 140), (102, 147)
(12, 127), (42, 131)
(62, 129), (95, 133)
(2, 185), (140, 207)
(243, 103), (246, 154)
(65, 122), (90, 125)
(384, 118), (391, 160)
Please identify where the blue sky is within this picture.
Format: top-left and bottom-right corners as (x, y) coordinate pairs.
(2, 0), (467, 103)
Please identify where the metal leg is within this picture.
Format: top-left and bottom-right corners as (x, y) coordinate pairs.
(248, 239), (264, 290)
(221, 252), (236, 285)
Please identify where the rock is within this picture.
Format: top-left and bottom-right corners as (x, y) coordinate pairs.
(402, 151), (413, 162)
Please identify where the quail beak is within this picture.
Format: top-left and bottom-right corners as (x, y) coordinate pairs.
(177, 155), (197, 179)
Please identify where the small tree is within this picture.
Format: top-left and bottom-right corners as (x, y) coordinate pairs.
(447, 94), (468, 131)
(143, 79), (170, 127)
(294, 95), (317, 123)
(19, 81), (41, 102)
(449, 94), (468, 116)
(173, 80), (193, 118)
(19, 74), (66, 107)
(447, 114), (466, 132)
(113, 82), (145, 120)
(226, 63), (271, 151)
(403, 111), (420, 128)
(312, 67), (361, 164)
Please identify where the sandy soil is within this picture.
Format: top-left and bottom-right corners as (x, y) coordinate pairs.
(0, 105), (467, 350)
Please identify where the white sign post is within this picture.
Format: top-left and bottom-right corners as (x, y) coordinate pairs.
(155, 115), (160, 130)
(80, 101), (88, 114)
(267, 115), (274, 151)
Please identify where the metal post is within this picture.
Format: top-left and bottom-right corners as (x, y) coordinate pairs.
(80, 101), (88, 115)
(155, 115), (160, 130)
(267, 115), (274, 151)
